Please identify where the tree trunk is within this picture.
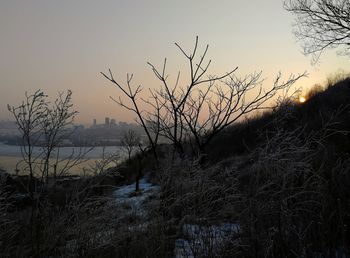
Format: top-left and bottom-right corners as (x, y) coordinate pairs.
(135, 155), (143, 192)
(135, 176), (140, 192)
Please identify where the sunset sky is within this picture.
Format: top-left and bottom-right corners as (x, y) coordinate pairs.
(0, 0), (348, 125)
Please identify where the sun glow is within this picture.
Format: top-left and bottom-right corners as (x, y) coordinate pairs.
(299, 96), (306, 103)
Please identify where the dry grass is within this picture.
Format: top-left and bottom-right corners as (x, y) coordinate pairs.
(153, 108), (350, 257)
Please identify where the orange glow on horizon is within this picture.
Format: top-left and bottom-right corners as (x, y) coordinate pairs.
(299, 96), (306, 103)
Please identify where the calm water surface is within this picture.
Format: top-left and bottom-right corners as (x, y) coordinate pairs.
(0, 143), (124, 175)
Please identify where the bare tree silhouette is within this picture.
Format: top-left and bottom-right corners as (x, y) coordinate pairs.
(285, 0), (350, 63)
(121, 129), (141, 164)
(103, 37), (305, 159)
(7, 90), (92, 255)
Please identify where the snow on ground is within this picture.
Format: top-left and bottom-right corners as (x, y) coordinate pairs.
(113, 177), (160, 217)
(114, 178), (159, 199)
(175, 239), (195, 258)
(113, 178), (240, 257)
(175, 223), (240, 258)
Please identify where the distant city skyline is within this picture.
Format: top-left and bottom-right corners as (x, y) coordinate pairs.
(0, 1), (348, 124)
(0, 116), (136, 129)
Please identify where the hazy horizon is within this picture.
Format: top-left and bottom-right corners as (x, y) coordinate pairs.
(1, 1), (348, 124)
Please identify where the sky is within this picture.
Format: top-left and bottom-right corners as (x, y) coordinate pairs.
(0, 0), (348, 125)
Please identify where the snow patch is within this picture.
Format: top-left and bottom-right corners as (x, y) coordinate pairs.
(113, 177), (160, 217)
(175, 223), (240, 258)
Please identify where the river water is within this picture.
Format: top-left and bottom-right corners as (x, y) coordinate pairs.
(0, 143), (124, 175)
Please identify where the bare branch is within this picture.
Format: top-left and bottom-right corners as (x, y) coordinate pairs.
(285, 0), (350, 62)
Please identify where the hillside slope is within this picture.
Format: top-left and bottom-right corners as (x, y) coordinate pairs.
(157, 77), (350, 257)
(206, 77), (350, 163)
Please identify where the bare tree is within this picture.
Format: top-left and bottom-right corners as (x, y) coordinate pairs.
(103, 37), (305, 159)
(7, 90), (90, 192)
(7, 90), (94, 255)
(120, 129), (145, 192)
(121, 129), (141, 164)
(146, 37), (238, 156)
(285, 0), (350, 62)
(101, 72), (161, 165)
(180, 72), (305, 154)
(8, 90), (47, 198)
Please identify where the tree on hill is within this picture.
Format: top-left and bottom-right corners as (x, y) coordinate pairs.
(285, 0), (350, 63)
(103, 37), (305, 159)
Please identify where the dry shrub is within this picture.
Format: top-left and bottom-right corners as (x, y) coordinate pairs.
(305, 83), (324, 100)
(325, 71), (350, 89)
(0, 177), (19, 257)
(234, 127), (323, 257)
(157, 159), (240, 222)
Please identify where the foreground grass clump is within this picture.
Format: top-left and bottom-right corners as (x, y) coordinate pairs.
(0, 170), (176, 258)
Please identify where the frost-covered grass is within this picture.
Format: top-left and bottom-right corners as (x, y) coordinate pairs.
(175, 223), (240, 258)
